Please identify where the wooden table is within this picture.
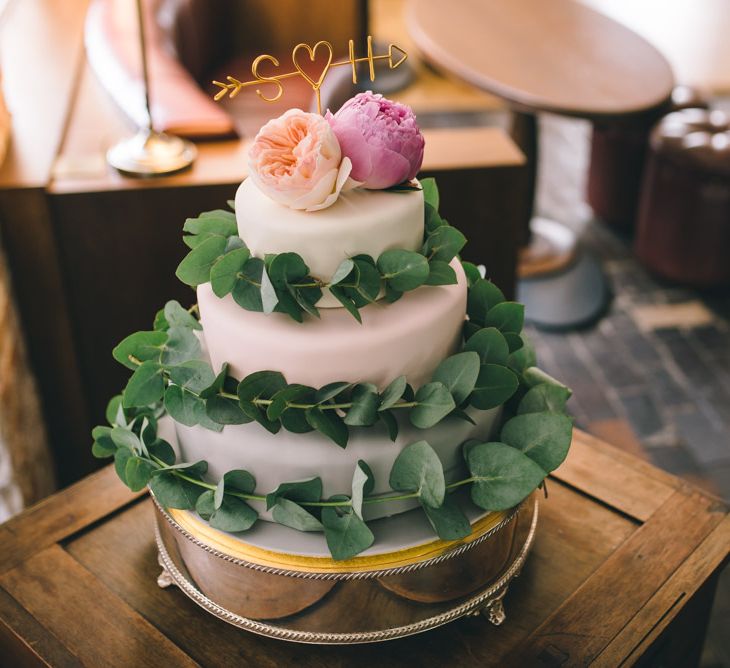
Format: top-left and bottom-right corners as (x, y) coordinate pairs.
(407, 0), (675, 256)
(0, 430), (726, 666)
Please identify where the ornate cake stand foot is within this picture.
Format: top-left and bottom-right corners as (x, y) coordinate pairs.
(157, 552), (175, 589)
(486, 595), (506, 626)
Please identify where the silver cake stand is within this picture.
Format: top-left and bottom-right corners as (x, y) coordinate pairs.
(153, 494), (538, 644)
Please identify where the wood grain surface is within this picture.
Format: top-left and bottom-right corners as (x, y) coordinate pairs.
(0, 430), (726, 666)
(407, 0), (675, 119)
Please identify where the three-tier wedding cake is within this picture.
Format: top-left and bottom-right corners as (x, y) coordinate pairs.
(91, 91), (573, 639)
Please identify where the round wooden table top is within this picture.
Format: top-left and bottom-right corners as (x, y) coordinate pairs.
(406, 0), (675, 120)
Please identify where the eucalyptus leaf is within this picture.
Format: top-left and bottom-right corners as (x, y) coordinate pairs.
(330, 258), (355, 285)
(305, 408), (349, 448)
(467, 441), (546, 511)
(209, 495), (258, 533)
(183, 211), (237, 237)
(508, 335), (537, 372)
(210, 247), (251, 297)
(199, 363), (229, 399)
(110, 426), (141, 451)
(315, 381), (352, 404)
(485, 301), (524, 334)
(322, 497), (375, 561)
(267, 384), (315, 421)
(205, 394), (251, 425)
(379, 375), (407, 411)
(425, 260), (457, 286)
(461, 261), (482, 287)
(237, 370), (287, 403)
(160, 326), (201, 366)
(268, 252), (310, 288)
(168, 360), (215, 394)
(463, 327), (509, 365)
(163, 300), (201, 331)
(344, 385), (380, 427)
(421, 177), (439, 209)
(125, 456), (157, 492)
(266, 477), (322, 510)
(280, 407), (315, 434)
(384, 285), (403, 303)
(470, 364), (519, 410)
(523, 366), (568, 391)
(377, 249), (429, 292)
(518, 384), (571, 415)
(260, 266), (279, 314)
(467, 279), (506, 325)
(195, 489), (216, 520)
(272, 498), (323, 531)
(431, 351), (480, 405)
(423, 494), (471, 540)
(224, 236), (246, 253)
(105, 395), (123, 425)
(504, 332), (524, 353)
(351, 460), (375, 519)
(148, 439), (175, 466)
(423, 225), (466, 263)
(149, 471), (205, 509)
(500, 412), (573, 473)
(112, 331), (167, 370)
(329, 286), (362, 323)
(175, 235), (227, 286)
(380, 410), (399, 441)
(122, 362), (165, 408)
(114, 447), (133, 485)
(231, 257), (265, 312)
(410, 382), (456, 429)
(389, 440), (445, 508)
(164, 385), (204, 427)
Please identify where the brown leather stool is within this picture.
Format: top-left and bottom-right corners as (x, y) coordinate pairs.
(635, 108), (730, 286)
(587, 86), (709, 231)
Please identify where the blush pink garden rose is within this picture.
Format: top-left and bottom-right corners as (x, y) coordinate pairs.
(248, 109), (354, 212)
(325, 91), (425, 189)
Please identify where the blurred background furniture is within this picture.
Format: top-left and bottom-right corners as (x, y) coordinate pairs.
(588, 86), (709, 231)
(0, 0), (526, 487)
(635, 109), (730, 286)
(0, 429), (727, 666)
(407, 0), (675, 330)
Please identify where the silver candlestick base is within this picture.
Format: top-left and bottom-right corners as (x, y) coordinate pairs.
(107, 128), (197, 177)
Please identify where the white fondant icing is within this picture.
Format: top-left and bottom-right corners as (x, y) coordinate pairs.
(173, 405), (501, 523)
(198, 258), (468, 391)
(235, 178), (424, 307)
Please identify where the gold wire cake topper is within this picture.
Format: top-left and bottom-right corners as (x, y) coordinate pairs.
(212, 36), (408, 115)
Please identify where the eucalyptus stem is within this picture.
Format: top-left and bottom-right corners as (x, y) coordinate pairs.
(128, 355), (420, 414)
(148, 451), (474, 509)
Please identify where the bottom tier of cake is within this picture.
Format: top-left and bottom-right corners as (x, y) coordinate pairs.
(153, 492), (538, 643)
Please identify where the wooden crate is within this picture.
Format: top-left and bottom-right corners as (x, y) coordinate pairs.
(0, 430), (726, 666)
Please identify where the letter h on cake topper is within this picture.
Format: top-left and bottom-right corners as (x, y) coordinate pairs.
(212, 36), (408, 115)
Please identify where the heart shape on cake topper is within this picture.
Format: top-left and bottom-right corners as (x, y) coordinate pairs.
(292, 41), (334, 92)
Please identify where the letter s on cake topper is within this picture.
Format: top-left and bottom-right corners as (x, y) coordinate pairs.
(212, 36), (408, 115)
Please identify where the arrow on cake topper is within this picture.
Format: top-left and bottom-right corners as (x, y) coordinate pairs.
(212, 36), (408, 115)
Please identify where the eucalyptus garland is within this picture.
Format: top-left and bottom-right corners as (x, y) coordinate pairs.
(174, 178), (466, 323)
(93, 368), (572, 561)
(109, 271), (530, 447)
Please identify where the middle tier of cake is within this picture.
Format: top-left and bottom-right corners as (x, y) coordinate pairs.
(198, 258), (467, 390)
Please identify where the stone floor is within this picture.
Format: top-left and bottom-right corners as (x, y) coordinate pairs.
(526, 220), (730, 668)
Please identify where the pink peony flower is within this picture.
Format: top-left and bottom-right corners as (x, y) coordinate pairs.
(325, 92), (425, 189)
(248, 109), (353, 211)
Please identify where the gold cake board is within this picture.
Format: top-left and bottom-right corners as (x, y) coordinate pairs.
(153, 494), (538, 644)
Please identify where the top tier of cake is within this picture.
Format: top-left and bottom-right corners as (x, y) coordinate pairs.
(235, 178), (424, 307)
